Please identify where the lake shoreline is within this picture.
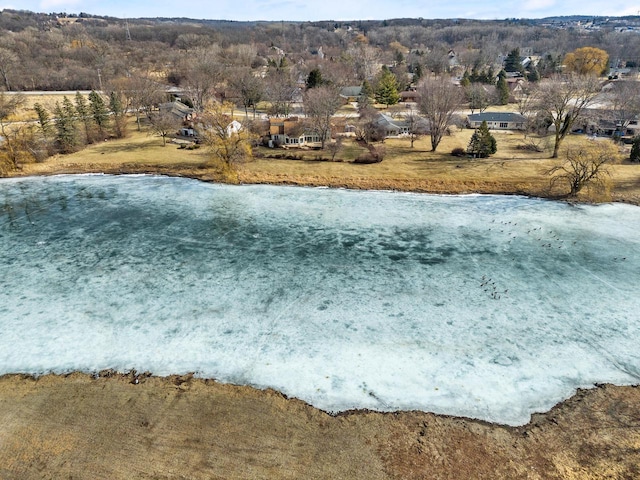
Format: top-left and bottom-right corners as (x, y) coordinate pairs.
(9, 160), (640, 206)
(3, 168), (640, 478)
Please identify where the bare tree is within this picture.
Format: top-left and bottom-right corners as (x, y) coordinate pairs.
(0, 92), (27, 172)
(353, 106), (385, 144)
(148, 111), (179, 146)
(183, 47), (224, 112)
(0, 125), (38, 175)
(327, 137), (343, 161)
(346, 43), (381, 81)
(416, 76), (463, 152)
(303, 85), (342, 149)
(119, 75), (165, 131)
(515, 82), (535, 116)
(174, 33), (209, 53)
(265, 68), (298, 117)
(532, 74), (602, 158)
(0, 47), (18, 91)
(198, 102), (253, 167)
(465, 83), (493, 114)
(403, 110), (429, 148)
(605, 81), (640, 136)
(230, 68), (264, 119)
(547, 141), (618, 197)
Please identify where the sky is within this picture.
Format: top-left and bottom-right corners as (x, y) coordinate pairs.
(1, 0), (639, 22)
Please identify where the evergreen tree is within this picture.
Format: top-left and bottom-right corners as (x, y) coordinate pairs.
(460, 70), (471, 87)
(374, 66), (400, 106)
(496, 70), (509, 105)
(357, 80), (373, 109)
(305, 68), (323, 89)
(33, 102), (53, 139)
(53, 97), (77, 153)
(412, 62), (423, 83)
(630, 136), (640, 163)
(467, 121), (497, 158)
(88, 91), (109, 137)
(504, 48), (524, 75)
(74, 91), (93, 144)
(527, 66), (540, 83)
(361, 79), (373, 97)
(537, 54), (561, 77)
(469, 67), (480, 83)
(485, 67), (496, 85)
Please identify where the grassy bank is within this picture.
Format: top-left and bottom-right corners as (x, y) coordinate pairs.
(10, 115), (640, 204)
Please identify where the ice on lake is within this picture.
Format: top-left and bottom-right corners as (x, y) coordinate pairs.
(1, 174), (639, 426)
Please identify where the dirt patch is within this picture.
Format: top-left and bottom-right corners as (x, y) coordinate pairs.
(0, 374), (638, 479)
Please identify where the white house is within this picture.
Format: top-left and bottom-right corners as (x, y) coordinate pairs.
(467, 112), (527, 131)
(269, 117), (322, 146)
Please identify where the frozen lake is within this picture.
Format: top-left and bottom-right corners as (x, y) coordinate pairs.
(1, 174), (639, 426)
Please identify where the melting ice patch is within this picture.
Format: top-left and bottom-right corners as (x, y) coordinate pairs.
(0, 175), (639, 426)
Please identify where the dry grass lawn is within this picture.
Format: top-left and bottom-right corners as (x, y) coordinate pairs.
(6, 92), (92, 122)
(244, 128), (640, 203)
(11, 112), (640, 204)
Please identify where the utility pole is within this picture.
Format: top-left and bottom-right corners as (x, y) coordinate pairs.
(97, 69), (103, 91)
(125, 20), (132, 41)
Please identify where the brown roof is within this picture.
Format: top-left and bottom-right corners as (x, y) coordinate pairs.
(269, 117), (303, 135)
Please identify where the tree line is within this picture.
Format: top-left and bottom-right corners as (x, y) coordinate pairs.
(0, 9), (639, 93)
(0, 90), (127, 174)
(2, 9), (640, 197)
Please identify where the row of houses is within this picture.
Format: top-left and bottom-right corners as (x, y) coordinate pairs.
(161, 98), (638, 148)
(266, 112), (529, 147)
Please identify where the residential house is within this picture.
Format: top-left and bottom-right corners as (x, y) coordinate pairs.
(226, 120), (243, 136)
(310, 46), (325, 59)
(158, 100), (196, 125)
(269, 117), (322, 147)
(375, 113), (409, 137)
(447, 50), (459, 69)
(339, 86), (363, 102)
(575, 108), (640, 137)
(467, 112), (527, 130)
(399, 90), (419, 103)
(506, 77), (526, 98)
(374, 113), (429, 138)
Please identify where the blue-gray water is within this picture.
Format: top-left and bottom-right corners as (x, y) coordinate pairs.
(1, 174), (639, 425)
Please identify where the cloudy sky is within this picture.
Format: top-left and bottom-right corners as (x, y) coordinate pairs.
(1, 0), (639, 21)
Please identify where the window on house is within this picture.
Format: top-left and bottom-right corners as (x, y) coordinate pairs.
(499, 122), (508, 128)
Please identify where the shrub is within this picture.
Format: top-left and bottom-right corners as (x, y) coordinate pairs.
(354, 144), (384, 164)
(451, 147), (466, 157)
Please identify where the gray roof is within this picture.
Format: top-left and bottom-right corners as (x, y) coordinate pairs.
(468, 112), (526, 123)
(340, 86), (363, 98)
(375, 113), (429, 130)
(375, 113), (405, 129)
(159, 100), (193, 115)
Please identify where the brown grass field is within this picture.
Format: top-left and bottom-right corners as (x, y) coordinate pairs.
(14, 114), (640, 205)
